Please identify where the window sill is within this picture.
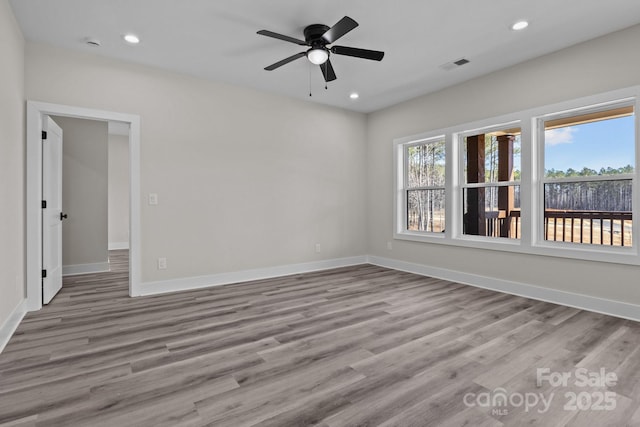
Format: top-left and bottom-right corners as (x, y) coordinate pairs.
(394, 230), (639, 266)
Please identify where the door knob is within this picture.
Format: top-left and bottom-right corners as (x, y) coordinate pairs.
(60, 212), (68, 221)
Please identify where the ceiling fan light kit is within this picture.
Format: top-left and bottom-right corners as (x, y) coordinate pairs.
(307, 48), (329, 65)
(257, 16), (384, 84)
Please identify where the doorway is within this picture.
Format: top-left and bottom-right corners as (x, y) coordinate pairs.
(26, 101), (141, 311)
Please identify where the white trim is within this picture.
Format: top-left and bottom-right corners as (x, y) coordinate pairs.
(26, 103), (43, 312)
(108, 242), (129, 250)
(535, 97), (638, 252)
(367, 255), (640, 323)
(0, 300), (27, 354)
(5, 254), (639, 353)
(26, 101), (141, 310)
(138, 256), (368, 296)
(63, 262), (110, 276)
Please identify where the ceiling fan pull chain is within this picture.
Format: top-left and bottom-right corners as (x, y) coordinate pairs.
(324, 63), (328, 90)
(309, 62), (312, 97)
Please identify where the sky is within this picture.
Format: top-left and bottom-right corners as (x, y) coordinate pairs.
(545, 115), (635, 173)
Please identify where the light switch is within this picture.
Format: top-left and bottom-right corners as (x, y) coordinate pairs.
(149, 193), (158, 205)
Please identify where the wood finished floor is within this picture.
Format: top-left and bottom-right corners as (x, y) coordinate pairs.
(1, 251), (639, 426)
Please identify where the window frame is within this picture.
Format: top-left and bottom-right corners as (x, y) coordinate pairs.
(534, 98), (637, 253)
(395, 133), (447, 240)
(456, 121), (523, 243)
(404, 138), (447, 234)
(393, 86), (640, 266)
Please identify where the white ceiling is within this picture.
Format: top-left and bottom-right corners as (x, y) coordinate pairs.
(9, 0), (640, 113)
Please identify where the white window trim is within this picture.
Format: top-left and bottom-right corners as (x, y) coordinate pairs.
(393, 86), (640, 266)
(534, 97), (638, 256)
(455, 120), (523, 243)
(395, 133), (448, 240)
(404, 137), (446, 234)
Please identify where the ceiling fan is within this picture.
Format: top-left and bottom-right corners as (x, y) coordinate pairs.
(257, 16), (384, 83)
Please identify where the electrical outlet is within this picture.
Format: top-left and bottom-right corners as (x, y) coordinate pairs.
(315, 243), (321, 253)
(157, 257), (167, 270)
(387, 241), (393, 250)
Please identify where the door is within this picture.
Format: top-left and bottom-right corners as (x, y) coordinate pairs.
(42, 116), (64, 304)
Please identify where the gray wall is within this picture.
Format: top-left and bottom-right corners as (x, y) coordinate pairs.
(52, 116), (109, 268)
(26, 42), (368, 282)
(108, 133), (129, 249)
(0, 0), (25, 331)
(366, 24), (640, 306)
(5, 0), (638, 324)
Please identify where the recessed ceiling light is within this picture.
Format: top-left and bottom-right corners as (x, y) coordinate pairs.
(511, 20), (529, 31)
(350, 93), (359, 100)
(123, 34), (140, 44)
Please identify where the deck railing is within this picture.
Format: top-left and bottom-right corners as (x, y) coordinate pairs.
(484, 210), (521, 239)
(483, 209), (632, 246)
(544, 210), (632, 246)
(415, 209), (632, 246)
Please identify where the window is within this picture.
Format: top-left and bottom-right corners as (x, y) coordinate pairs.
(404, 138), (445, 233)
(393, 87), (639, 264)
(541, 104), (635, 247)
(461, 125), (521, 240)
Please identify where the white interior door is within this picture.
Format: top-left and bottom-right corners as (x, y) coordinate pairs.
(42, 116), (64, 304)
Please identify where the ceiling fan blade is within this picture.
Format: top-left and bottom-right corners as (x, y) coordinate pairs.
(322, 16), (358, 44)
(257, 30), (307, 46)
(331, 45), (384, 61)
(320, 59), (337, 82)
(264, 52), (306, 71)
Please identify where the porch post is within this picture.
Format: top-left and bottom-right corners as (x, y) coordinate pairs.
(465, 134), (485, 236)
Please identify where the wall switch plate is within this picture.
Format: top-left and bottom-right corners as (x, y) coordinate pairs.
(315, 243), (321, 253)
(387, 241), (393, 250)
(148, 193), (158, 205)
(157, 257), (167, 270)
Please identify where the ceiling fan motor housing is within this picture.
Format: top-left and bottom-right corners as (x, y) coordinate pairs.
(304, 24), (331, 45)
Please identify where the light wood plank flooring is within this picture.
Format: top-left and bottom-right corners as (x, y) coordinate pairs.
(1, 251), (639, 426)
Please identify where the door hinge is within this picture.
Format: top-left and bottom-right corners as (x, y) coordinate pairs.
(42, 269), (47, 278)
(42, 200), (47, 209)
(42, 131), (47, 140)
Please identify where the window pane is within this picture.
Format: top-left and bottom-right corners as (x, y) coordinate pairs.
(544, 110), (635, 178)
(407, 140), (445, 188)
(464, 129), (521, 184)
(407, 189), (445, 232)
(463, 186), (521, 239)
(544, 180), (632, 246)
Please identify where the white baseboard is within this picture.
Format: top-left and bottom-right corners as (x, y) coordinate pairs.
(63, 261), (110, 276)
(136, 256), (368, 296)
(108, 242), (129, 250)
(367, 255), (640, 323)
(0, 300), (27, 354)
(7, 253), (635, 352)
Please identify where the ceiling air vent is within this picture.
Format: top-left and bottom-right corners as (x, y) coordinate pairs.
(439, 58), (470, 71)
(84, 37), (101, 47)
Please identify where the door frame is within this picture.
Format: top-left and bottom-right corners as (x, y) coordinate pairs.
(26, 101), (141, 311)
